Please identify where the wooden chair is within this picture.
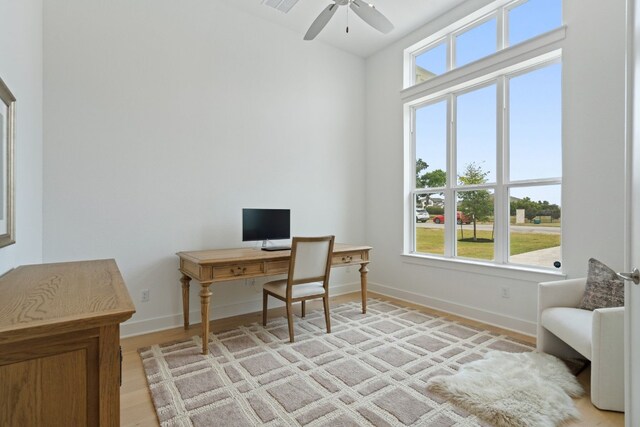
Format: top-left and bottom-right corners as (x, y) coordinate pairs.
(262, 235), (335, 342)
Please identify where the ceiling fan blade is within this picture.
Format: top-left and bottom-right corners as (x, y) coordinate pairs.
(304, 4), (339, 40)
(349, 0), (394, 34)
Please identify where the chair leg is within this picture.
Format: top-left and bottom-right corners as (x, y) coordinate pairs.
(286, 301), (294, 343)
(301, 300), (306, 318)
(262, 291), (268, 326)
(323, 296), (331, 333)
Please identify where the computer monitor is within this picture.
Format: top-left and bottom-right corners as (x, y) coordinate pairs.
(242, 208), (290, 248)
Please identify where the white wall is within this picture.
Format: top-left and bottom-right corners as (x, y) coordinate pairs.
(364, 0), (627, 335)
(0, 0), (43, 273)
(43, 0), (366, 335)
(42, 0), (626, 337)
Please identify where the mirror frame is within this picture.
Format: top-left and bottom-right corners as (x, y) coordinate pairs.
(0, 77), (15, 248)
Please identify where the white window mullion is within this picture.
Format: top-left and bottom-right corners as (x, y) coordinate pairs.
(411, 53), (417, 87)
(497, 6), (506, 51)
(502, 74), (512, 264)
(448, 34), (455, 71)
(445, 94), (455, 257)
(410, 106), (417, 252)
(495, 76), (507, 264)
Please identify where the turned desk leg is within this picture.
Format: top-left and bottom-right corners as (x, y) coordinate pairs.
(359, 262), (369, 314)
(180, 274), (191, 330)
(200, 283), (213, 355)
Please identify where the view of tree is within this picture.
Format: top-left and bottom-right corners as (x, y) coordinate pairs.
(415, 158), (446, 206)
(416, 159), (428, 184)
(458, 162), (493, 241)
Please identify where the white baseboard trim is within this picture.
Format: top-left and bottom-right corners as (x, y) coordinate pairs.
(368, 281), (536, 337)
(121, 282), (360, 338)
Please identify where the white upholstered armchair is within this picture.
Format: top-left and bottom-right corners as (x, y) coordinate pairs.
(537, 278), (624, 412)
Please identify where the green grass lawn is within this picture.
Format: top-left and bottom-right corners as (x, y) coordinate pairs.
(415, 228), (560, 260)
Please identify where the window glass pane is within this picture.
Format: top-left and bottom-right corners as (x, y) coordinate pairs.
(455, 18), (497, 68)
(509, 185), (561, 268)
(509, 63), (561, 181)
(457, 84), (496, 184)
(415, 193), (445, 256)
(416, 100), (447, 189)
(508, 0), (562, 46)
(456, 190), (494, 260)
(415, 41), (447, 83)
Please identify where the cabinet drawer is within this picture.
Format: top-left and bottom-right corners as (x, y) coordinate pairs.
(212, 263), (263, 280)
(332, 252), (363, 266)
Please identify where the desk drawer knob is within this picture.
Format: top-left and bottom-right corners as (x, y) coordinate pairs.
(342, 256), (352, 263)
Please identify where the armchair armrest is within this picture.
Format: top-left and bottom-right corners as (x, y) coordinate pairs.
(591, 306), (625, 411)
(593, 306), (624, 340)
(538, 278), (587, 313)
(537, 278), (587, 357)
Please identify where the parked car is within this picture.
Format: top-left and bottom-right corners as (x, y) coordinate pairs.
(432, 211), (471, 224)
(415, 210), (430, 223)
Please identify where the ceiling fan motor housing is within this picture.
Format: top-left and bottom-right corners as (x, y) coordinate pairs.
(304, 0), (393, 40)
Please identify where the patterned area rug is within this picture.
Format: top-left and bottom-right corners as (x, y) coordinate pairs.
(139, 299), (534, 426)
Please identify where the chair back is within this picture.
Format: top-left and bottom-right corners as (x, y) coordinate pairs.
(288, 236), (335, 286)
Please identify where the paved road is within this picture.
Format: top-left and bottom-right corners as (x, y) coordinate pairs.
(417, 222), (560, 234)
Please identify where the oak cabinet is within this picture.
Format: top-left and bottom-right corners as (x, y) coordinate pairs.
(0, 259), (135, 427)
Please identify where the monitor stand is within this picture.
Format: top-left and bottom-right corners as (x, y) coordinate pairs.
(260, 240), (290, 251)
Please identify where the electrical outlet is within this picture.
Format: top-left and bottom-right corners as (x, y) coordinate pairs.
(141, 288), (150, 302)
(500, 287), (510, 299)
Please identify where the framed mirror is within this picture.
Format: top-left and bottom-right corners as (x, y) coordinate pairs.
(0, 77), (15, 248)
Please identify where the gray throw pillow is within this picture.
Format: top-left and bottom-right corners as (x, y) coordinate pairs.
(577, 258), (625, 310)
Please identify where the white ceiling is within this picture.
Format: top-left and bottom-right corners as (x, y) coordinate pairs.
(222, 0), (467, 58)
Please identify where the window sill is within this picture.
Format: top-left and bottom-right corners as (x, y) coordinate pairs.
(401, 252), (566, 282)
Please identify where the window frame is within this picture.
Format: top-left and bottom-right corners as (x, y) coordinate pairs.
(405, 0), (563, 88)
(406, 50), (563, 270)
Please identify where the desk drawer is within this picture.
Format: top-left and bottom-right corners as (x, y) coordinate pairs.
(212, 263), (263, 280)
(332, 252), (364, 266)
(265, 260), (289, 275)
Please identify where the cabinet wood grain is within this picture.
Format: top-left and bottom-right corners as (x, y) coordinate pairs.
(0, 259), (135, 427)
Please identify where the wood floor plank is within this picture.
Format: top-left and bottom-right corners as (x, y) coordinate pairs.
(120, 292), (624, 426)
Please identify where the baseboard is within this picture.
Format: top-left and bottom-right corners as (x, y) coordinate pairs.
(120, 282), (360, 338)
(368, 281), (537, 337)
(121, 281), (536, 338)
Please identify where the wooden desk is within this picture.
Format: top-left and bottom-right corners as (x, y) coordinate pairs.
(177, 243), (371, 354)
(0, 259), (135, 427)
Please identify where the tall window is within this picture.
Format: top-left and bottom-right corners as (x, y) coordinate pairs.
(411, 0), (562, 85)
(407, 0), (563, 270)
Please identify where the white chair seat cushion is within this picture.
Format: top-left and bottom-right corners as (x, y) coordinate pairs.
(264, 280), (326, 299)
(540, 307), (593, 359)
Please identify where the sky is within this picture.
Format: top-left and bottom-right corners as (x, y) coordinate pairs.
(414, 0), (562, 205)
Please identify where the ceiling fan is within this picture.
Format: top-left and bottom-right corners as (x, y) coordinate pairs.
(304, 0), (394, 41)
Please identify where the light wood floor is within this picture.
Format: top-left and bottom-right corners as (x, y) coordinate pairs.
(120, 292), (624, 426)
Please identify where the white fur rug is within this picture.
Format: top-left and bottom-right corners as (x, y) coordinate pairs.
(426, 351), (584, 427)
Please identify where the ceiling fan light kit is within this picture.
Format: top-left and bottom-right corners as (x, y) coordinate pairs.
(304, 0), (394, 41)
